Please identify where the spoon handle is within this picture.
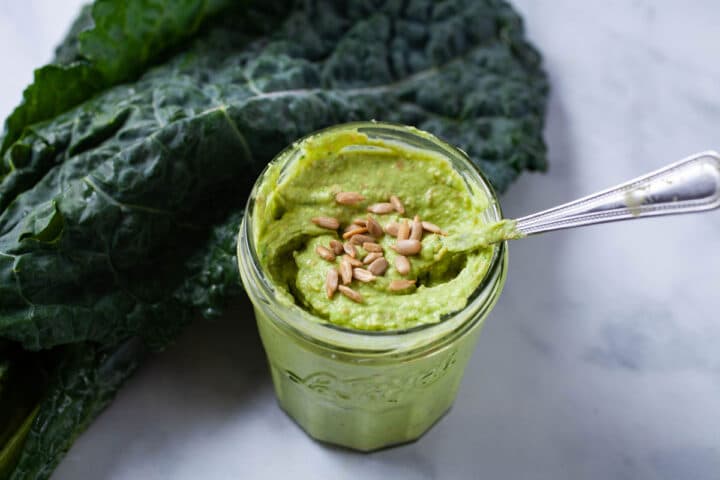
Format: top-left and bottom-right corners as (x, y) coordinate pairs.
(515, 151), (720, 235)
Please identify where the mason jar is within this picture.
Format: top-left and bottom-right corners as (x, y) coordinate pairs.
(237, 122), (508, 451)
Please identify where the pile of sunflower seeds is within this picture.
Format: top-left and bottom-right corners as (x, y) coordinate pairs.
(311, 192), (447, 303)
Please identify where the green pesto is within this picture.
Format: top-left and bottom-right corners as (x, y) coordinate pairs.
(253, 127), (499, 331)
(444, 219), (524, 253)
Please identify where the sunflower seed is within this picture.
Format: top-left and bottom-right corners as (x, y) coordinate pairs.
(338, 285), (363, 303)
(367, 257), (389, 276)
(353, 268), (376, 283)
(422, 221), (447, 236)
(340, 257), (353, 285)
(367, 202), (394, 214)
(326, 268), (339, 298)
(312, 216), (340, 230)
(392, 239), (421, 255)
(343, 254), (363, 267)
(397, 220), (410, 241)
(336, 191), (366, 205)
(329, 239), (344, 255)
(349, 234), (376, 245)
(362, 242), (383, 252)
(316, 245), (336, 262)
(395, 255), (410, 275)
(363, 252), (383, 265)
(410, 215), (423, 241)
(353, 218), (368, 227)
(343, 242), (357, 258)
(384, 222), (400, 237)
(389, 279), (416, 291)
(366, 216), (383, 238)
(390, 195), (405, 214)
(342, 226), (368, 239)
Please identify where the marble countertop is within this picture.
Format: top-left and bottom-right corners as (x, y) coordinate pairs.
(2, 1), (719, 479)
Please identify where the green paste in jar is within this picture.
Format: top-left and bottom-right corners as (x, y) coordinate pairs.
(252, 126), (515, 331)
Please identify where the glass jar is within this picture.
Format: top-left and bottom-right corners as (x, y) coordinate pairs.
(237, 122), (508, 451)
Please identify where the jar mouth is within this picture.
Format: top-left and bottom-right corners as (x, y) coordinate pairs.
(238, 122), (507, 354)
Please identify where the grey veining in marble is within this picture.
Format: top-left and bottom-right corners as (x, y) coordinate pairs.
(2, 1), (719, 479)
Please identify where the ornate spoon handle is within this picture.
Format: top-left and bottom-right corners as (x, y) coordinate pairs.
(515, 151), (720, 235)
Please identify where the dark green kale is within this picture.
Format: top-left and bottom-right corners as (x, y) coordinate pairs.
(0, 0), (548, 477)
(3, 210), (242, 479)
(0, 0), (547, 352)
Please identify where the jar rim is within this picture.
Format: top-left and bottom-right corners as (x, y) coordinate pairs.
(237, 121), (507, 355)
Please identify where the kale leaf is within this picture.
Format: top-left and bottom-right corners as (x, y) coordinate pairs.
(0, 0), (547, 352)
(0, 0), (548, 477)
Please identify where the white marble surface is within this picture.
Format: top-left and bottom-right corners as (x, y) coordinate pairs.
(3, 1), (720, 479)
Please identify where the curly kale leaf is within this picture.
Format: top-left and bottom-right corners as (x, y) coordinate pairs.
(3, 206), (243, 479)
(0, 0), (548, 478)
(0, 0), (547, 354)
(2, 209), (245, 478)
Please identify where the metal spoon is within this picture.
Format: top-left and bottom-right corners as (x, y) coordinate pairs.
(514, 150), (720, 236)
